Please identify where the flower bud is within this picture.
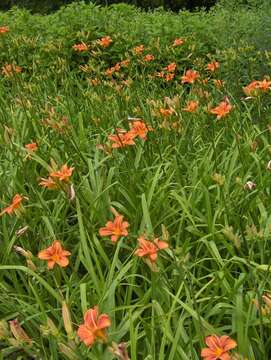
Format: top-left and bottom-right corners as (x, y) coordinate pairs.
(62, 302), (73, 339)
(58, 342), (79, 360)
(0, 320), (10, 339)
(244, 181), (256, 190)
(9, 319), (32, 346)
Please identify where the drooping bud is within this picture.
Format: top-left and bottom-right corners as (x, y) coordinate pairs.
(62, 301), (74, 339)
(9, 319), (32, 346)
(108, 342), (131, 360)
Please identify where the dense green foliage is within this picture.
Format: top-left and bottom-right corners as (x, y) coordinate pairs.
(0, 2), (271, 359)
(0, 0), (218, 13)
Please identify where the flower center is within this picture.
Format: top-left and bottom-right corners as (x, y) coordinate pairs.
(215, 348), (223, 357)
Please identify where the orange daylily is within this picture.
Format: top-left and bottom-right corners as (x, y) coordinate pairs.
(243, 79), (271, 96)
(210, 101), (232, 119)
(2, 64), (22, 77)
(172, 38), (184, 47)
(99, 214), (129, 243)
(133, 44), (144, 55)
(0, 194), (28, 216)
(165, 62), (177, 72)
(213, 79), (224, 88)
(38, 240), (71, 269)
(181, 69), (199, 84)
(159, 107), (175, 117)
(134, 236), (168, 263)
(97, 36), (112, 48)
(129, 120), (153, 140)
(257, 79), (271, 92)
(50, 164), (74, 182)
(25, 142), (38, 152)
(206, 61), (220, 72)
(144, 54), (155, 62)
(77, 306), (111, 347)
(39, 177), (58, 189)
(165, 73), (175, 82)
(72, 43), (89, 52)
(183, 100), (199, 112)
(108, 131), (136, 148)
(201, 335), (237, 360)
(120, 59), (130, 67)
(0, 26), (9, 34)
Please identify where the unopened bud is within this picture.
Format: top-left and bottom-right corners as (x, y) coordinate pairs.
(16, 226), (29, 237)
(0, 320), (10, 339)
(262, 293), (271, 309)
(62, 302), (73, 338)
(222, 226), (241, 249)
(267, 160), (271, 170)
(26, 259), (37, 271)
(9, 319), (32, 346)
(13, 245), (32, 259)
(58, 342), (80, 360)
(212, 173), (225, 186)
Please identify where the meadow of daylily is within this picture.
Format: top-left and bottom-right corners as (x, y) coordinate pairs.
(0, 1), (271, 359)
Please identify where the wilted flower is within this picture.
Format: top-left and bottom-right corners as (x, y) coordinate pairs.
(38, 240), (71, 269)
(109, 342), (130, 360)
(244, 181), (256, 191)
(77, 306), (111, 347)
(201, 335), (237, 360)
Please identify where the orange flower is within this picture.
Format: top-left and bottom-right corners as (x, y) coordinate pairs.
(165, 62), (177, 72)
(257, 79), (271, 92)
(99, 214), (129, 243)
(159, 107), (175, 117)
(134, 236), (168, 263)
(165, 73), (175, 82)
(108, 132), (136, 148)
(129, 120), (153, 140)
(133, 44), (144, 55)
(172, 38), (184, 47)
(210, 101), (232, 119)
(72, 42), (89, 52)
(156, 71), (165, 78)
(201, 335), (237, 360)
(50, 164), (74, 182)
(120, 59), (130, 67)
(181, 69), (199, 84)
(0, 194), (27, 216)
(182, 100), (199, 112)
(97, 36), (112, 48)
(39, 177), (58, 189)
(2, 64), (22, 77)
(0, 26), (9, 34)
(144, 54), (155, 62)
(77, 306), (111, 347)
(25, 142), (38, 152)
(243, 80), (260, 96)
(38, 240), (71, 269)
(213, 79), (224, 88)
(206, 61), (220, 72)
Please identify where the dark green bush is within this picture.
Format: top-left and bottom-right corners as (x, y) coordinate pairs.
(0, 0), (218, 13)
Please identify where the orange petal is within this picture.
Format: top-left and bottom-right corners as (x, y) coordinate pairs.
(84, 307), (98, 327)
(97, 314), (111, 329)
(77, 325), (95, 347)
